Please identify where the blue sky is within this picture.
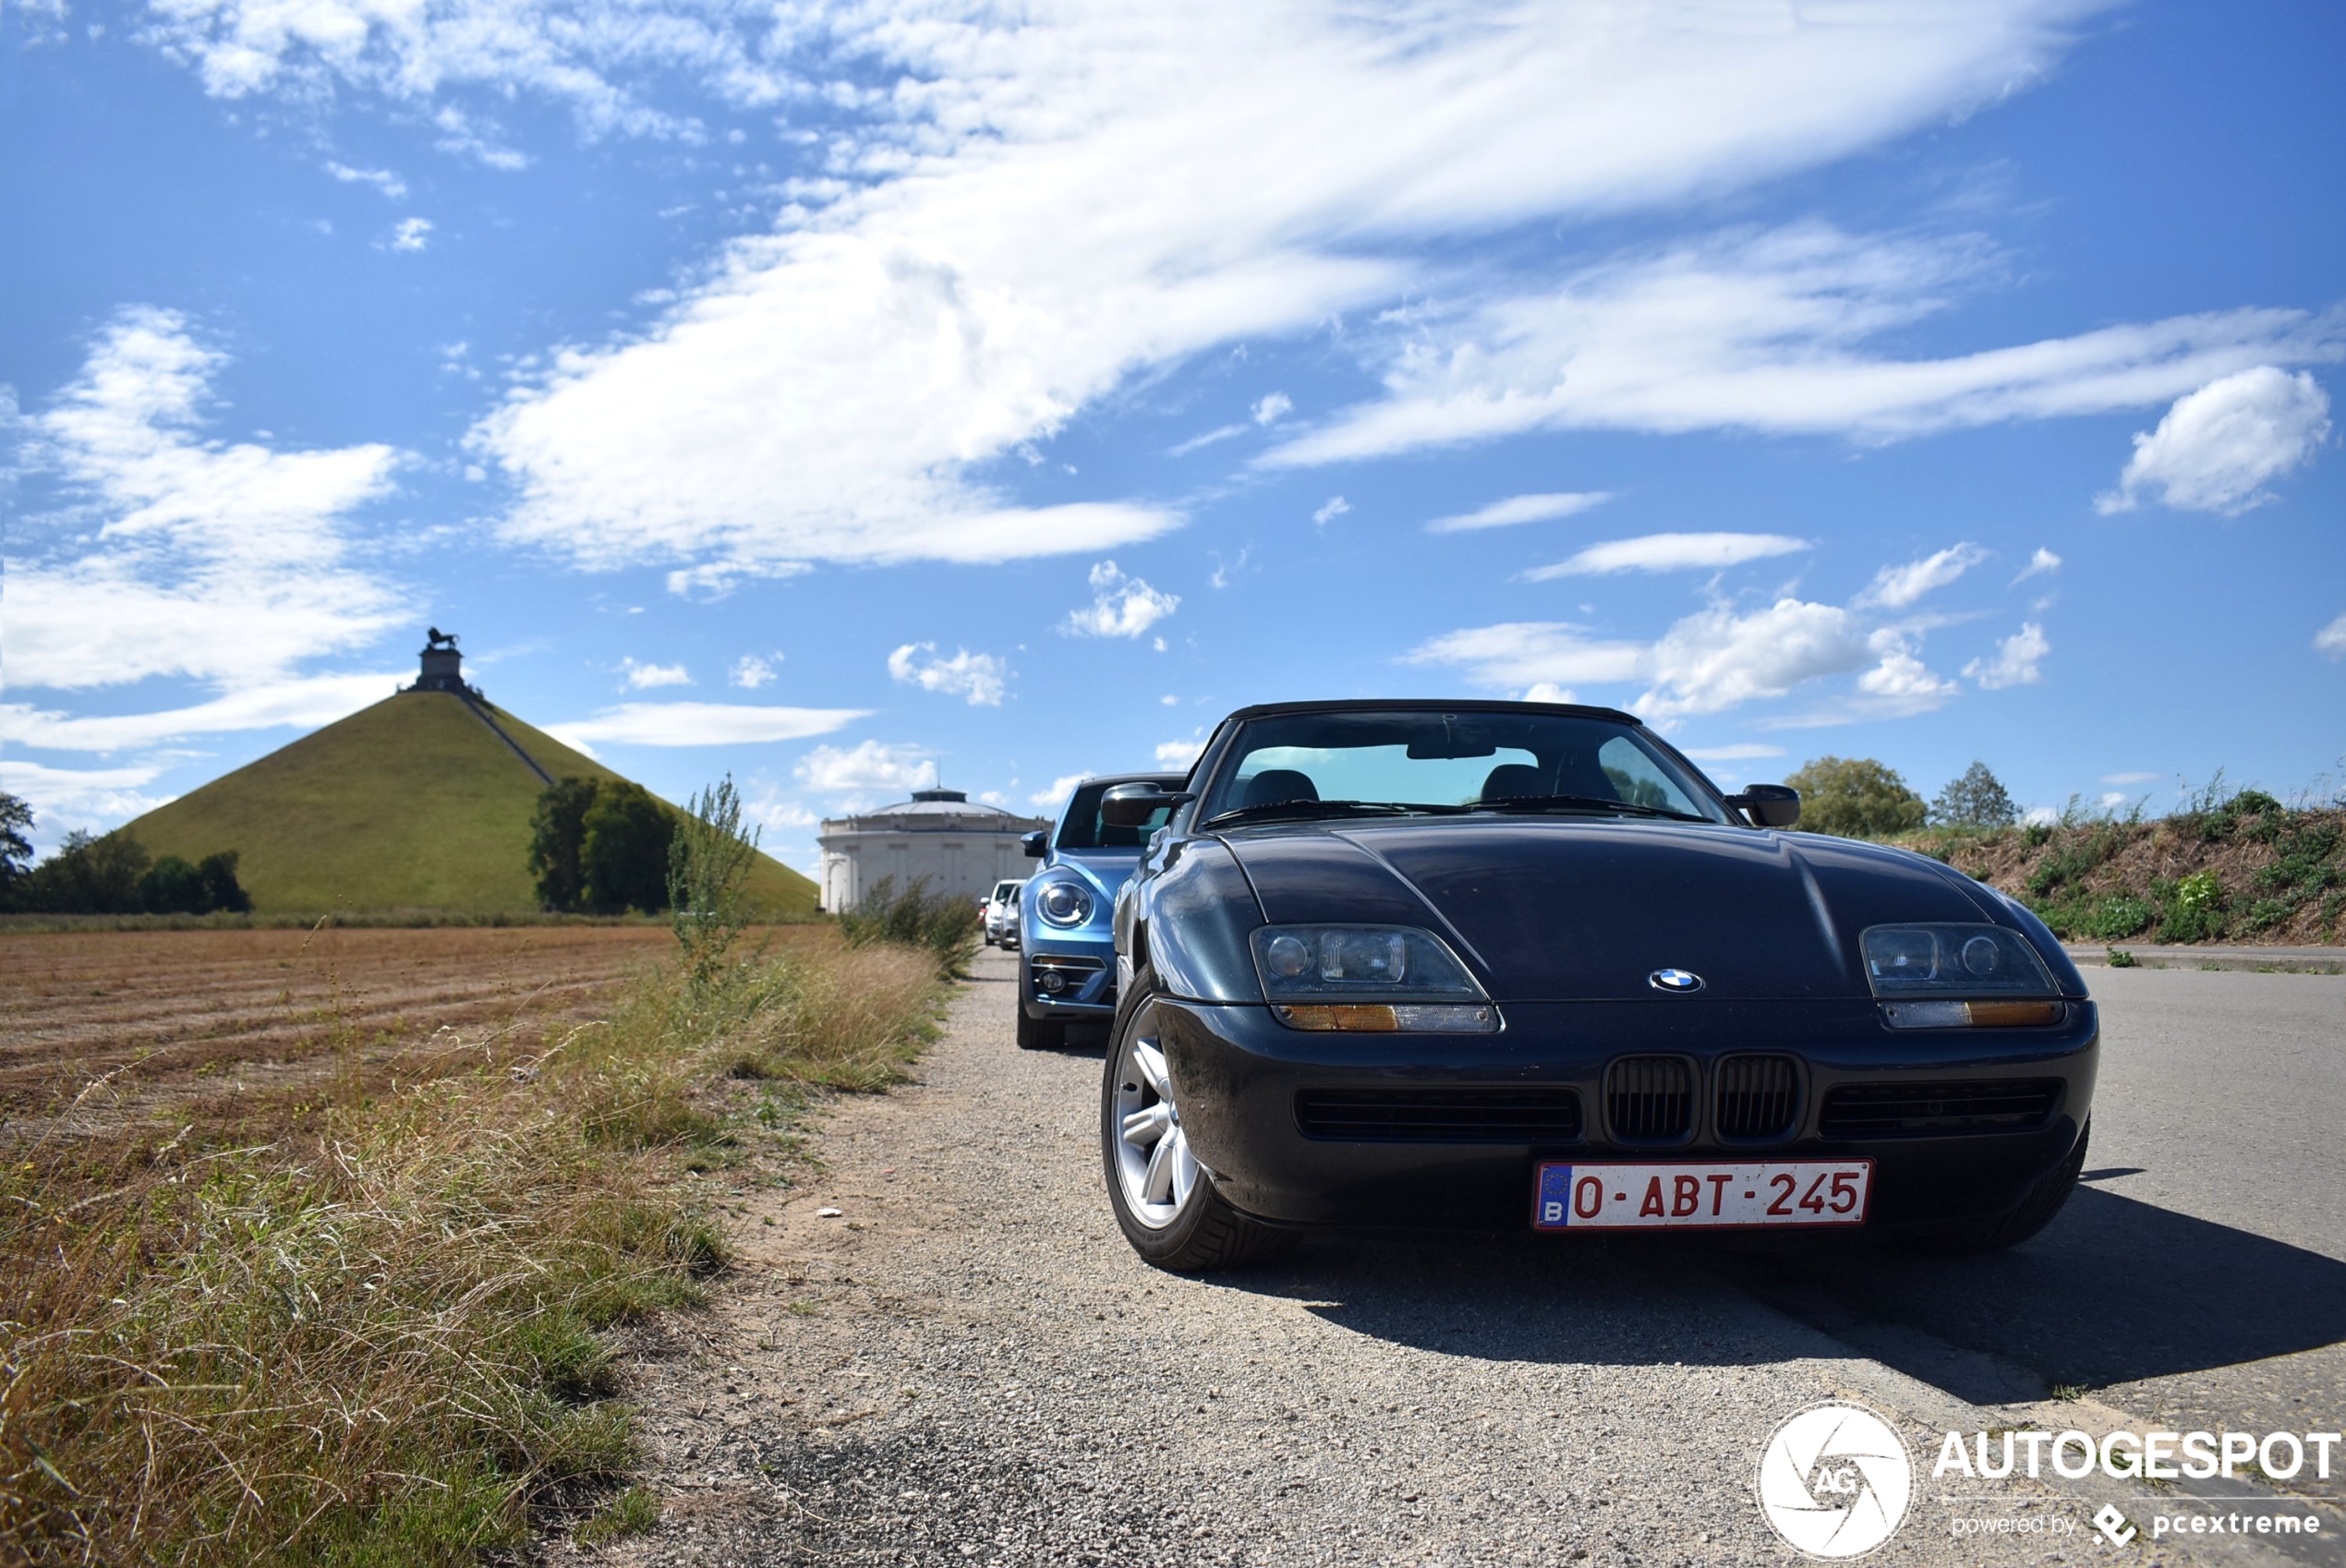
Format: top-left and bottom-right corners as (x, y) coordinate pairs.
(4, 0), (2341, 873)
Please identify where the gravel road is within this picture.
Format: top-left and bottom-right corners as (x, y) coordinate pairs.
(592, 951), (2342, 1568)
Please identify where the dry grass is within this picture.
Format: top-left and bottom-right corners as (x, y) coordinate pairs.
(0, 930), (947, 1567)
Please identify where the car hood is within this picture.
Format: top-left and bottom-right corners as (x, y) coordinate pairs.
(1219, 817), (2061, 1001)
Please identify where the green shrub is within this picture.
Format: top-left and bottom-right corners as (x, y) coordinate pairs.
(839, 874), (982, 974)
(2156, 871), (2227, 943)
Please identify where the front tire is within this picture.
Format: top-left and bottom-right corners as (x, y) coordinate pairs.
(1101, 981), (1292, 1272)
(1015, 1005), (1065, 1051)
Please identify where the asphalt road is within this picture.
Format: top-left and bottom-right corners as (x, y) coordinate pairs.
(601, 954), (2346, 1568)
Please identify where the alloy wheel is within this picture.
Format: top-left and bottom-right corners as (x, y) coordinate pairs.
(1110, 1007), (1198, 1229)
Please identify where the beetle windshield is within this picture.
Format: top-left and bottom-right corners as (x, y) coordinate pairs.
(1201, 709), (1731, 826)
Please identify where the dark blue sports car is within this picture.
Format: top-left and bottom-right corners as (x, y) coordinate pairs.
(1095, 700), (2097, 1271)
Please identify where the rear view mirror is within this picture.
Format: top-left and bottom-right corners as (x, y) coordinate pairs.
(1100, 782), (1192, 828)
(1022, 829), (1048, 858)
(1405, 727), (1496, 760)
(1728, 785), (1801, 828)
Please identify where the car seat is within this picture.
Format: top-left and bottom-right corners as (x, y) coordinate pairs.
(1240, 769), (1320, 809)
(1477, 763), (1546, 801)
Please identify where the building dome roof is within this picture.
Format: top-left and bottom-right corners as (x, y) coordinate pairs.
(824, 789), (1044, 829)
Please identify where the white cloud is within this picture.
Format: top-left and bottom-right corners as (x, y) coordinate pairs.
(663, 559), (813, 599)
(2314, 612), (2346, 658)
(1856, 542), (1988, 609)
(2098, 791), (2129, 810)
(1682, 743), (1786, 762)
(5, 308), (405, 692)
(1526, 532), (1808, 580)
(547, 702), (867, 749)
(1411, 598), (1959, 724)
(2097, 367), (2332, 515)
(325, 161), (406, 199)
(1312, 496), (1350, 526)
(0, 758), (172, 831)
(2013, 546), (2062, 584)
(389, 216), (433, 252)
(1252, 392), (1291, 426)
(1167, 423), (1250, 456)
(416, 3), (2167, 579)
(1155, 740), (1204, 769)
(888, 643), (1009, 706)
(1521, 682), (1576, 704)
(1964, 622), (2050, 689)
(1030, 773), (1086, 809)
(1, 671), (403, 752)
(731, 654), (780, 688)
(1065, 561), (1178, 639)
(744, 788), (821, 832)
(1426, 491), (1612, 534)
(1265, 227), (2341, 468)
(2023, 805), (2060, 827)
(795, 741), (936, 795)
(2101, 771), (2160, 785)
(621, 658), (692, 689)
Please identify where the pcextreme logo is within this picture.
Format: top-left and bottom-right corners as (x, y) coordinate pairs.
(1757, 1401), (1915, 1559)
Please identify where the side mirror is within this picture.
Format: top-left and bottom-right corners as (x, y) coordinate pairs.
(1728, 784), (1801, 828)
(1021, 829), (1048, 859)
(1100, 782), (1193, 828)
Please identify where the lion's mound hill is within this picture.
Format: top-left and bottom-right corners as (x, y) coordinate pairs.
(123, 683), (818, 919)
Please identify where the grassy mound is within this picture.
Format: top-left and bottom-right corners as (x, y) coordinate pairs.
(120, 692), (816, 920)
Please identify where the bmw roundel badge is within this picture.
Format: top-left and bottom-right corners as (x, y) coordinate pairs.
(1648, 968), (1704, 993)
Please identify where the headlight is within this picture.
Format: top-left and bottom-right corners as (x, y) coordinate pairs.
(1034, 879), (1094, 927)
(1251, 924), (1494, 1031)
(1861, 923), (2062, 1029)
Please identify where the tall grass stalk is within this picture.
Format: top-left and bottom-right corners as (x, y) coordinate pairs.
(0, 933), (946, 1566)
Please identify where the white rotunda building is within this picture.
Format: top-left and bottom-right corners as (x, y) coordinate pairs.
(816, 789), (1050, 913)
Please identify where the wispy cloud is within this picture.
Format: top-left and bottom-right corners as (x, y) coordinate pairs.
(1682, 743), (1786, 762)
(2013, 547), (2062, 584)
(389, 216), (433, 252)
(731, 654), (780, 689)
(1426, 491), (1611, 534)
(1252, 392), (1291, 425)
(2318, 613), (2346, 658)
(546, 702), (866, 750)
(2, 671), (403, 752)
(325, 161), (406, 199)
(1312, 496), (1350, 526)
(5, 308), (404, 694)
(620, 658), (692, 689)
(1856, 542), (1988, 609)
(1964, 622), (2050, 689)
(795, 741), (935, 795)
(1526, 532), (1808, 580)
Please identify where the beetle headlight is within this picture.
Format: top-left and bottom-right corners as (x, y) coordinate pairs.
(1034, 879), (1094, 927)
(1251, 924), (1494, 1031)
(1861, 923), (2062, 1029)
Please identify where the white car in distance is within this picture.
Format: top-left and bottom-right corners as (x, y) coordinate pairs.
(983, 878), (1026, 948)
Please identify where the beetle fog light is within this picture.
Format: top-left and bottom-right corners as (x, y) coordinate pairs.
(1274, 1003), (1498, 1033)
(1038, 970), (1067, 995)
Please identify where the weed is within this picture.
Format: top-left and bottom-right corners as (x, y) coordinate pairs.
(575, 1484), (662, 1545)
(2106, 947), (2137, 969)
(839, 875), (982, 976)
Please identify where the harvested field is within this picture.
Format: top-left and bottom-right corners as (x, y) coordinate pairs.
(0, 923), (832, 1135)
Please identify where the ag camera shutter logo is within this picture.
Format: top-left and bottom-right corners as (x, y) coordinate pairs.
(1757, 1401), (1913, 1559)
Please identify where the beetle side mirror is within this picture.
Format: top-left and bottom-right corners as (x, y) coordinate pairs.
(1021, 829), (1048, 858)
(1100, 782), (1193, 828)
(1727, 785), (1801, 828)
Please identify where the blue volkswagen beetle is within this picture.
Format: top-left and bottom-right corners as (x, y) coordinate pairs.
(1016, 772), (1184, 1050)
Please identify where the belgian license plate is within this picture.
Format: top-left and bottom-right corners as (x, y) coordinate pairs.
(1531, 1160), (1872, 1230)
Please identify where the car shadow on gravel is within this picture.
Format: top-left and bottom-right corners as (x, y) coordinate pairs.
(1196, 1189), (2346, 1403)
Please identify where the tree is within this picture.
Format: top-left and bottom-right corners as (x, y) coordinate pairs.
(1931, 761), (2018, 829)
(0, 792), (32, 909)
(581, 781), (676, 914)
(668, 775), (761, 988)
(198, 850), (253, 913)
(19, 830), (151, 913)
(139, 856), (208, 913)
(527, 777), (603, 911)
(1784, 756), (1927, 839)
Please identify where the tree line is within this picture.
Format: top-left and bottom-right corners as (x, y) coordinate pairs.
(0, 793), (251, 915)
(1779, 757), (2018, 838)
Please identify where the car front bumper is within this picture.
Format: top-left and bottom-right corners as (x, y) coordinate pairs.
(1021, 935), (1118, 1020)
(1155, 996), (2098, 1234)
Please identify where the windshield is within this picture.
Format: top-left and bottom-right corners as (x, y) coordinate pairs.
(1056, 782), (1176, 850)
(1200, 710), (1731, 826)
(991, 880), (1022, 900)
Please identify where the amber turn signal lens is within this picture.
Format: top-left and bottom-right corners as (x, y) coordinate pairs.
(1275, 1004), (1399, 1031)
(1964, 1000), (2062, 1027)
